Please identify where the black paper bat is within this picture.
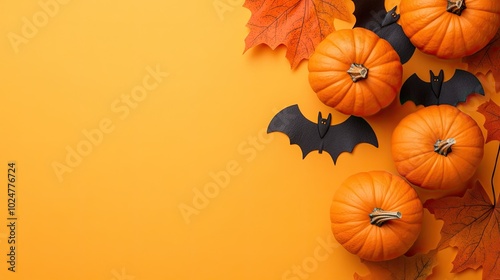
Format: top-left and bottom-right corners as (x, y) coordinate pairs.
(353, 0), (415, 63)
(267, 105), (378, 164)
(400, 69), (485, 107)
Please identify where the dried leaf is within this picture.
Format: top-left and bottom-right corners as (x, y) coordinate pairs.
(463, 29), (500, 92)
(478, 99), (500, 143)
(353, 250), (438, 280)
(243, 0), (351, 69)
(424, 181), (500, 280)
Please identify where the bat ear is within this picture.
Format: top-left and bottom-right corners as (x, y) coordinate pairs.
(429, 70), (435, 78)
(326, 113), (332, 125)
(438, 70), (444, 80)
(381, 6), (399, 27)
(318, 112), (323, 123)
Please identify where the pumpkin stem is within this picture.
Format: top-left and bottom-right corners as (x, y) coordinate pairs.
(369, 208), (402, 227)
(447, 0), (466, 15)
(434, 138), (456, 156)
(347, 63), (368, 82)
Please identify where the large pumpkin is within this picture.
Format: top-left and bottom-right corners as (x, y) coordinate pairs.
(308, 28), (402, 117)
(399, 0), (500, 59)
(392, 105), (484, 190)
(330, 171), (423, 261)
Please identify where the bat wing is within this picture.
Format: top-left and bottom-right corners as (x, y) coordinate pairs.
(267, 104), (320, 159)
(321, 116), (378, 164)
(375, 16), (415, 64)
(439, 69), (485, 106)
(400, 73), (438, 106)
(353, 2), (415, 64)
(352, 0), (386, 29)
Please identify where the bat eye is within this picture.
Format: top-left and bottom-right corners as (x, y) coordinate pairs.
(391, 12), (396, 18)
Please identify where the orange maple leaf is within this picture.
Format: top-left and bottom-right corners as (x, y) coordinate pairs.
(353, 250), (438, 280)
(424, 182), (500, 280)
(463, 29), (500, 92)
(478, 100), (500, 143)
(243, 0), (351, 69)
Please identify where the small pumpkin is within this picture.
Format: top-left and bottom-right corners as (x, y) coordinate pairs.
(392, 105), (484, 190)
(399, 0), (500, 59)
(330, 171), (423, 261)
(308, 28), (402, 117)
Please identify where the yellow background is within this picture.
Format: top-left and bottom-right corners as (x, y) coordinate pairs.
(0, 0), (498, 279)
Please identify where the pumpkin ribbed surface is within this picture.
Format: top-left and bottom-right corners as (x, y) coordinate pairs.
(330, 171), (423, 261)
(399, 0), (500, 59)
(392, 105), (484, 190)
(308, 28), (402, 117)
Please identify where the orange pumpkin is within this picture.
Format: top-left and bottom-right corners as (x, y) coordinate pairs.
(308, 28), (402, 117)
(392, 105), (484, 190)
(330, 171), (423, 261)
(399, 0), (500, 59)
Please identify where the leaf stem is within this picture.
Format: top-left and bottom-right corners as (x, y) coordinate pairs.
(492, 143), (499, 207)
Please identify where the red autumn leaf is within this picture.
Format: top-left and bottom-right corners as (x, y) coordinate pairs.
(243, 0), (351, 69)
(463, 29), (500, 92)
(353, 250), (438, 280)
(478, 99), (500, 143)
(424, 181), (500, 280)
